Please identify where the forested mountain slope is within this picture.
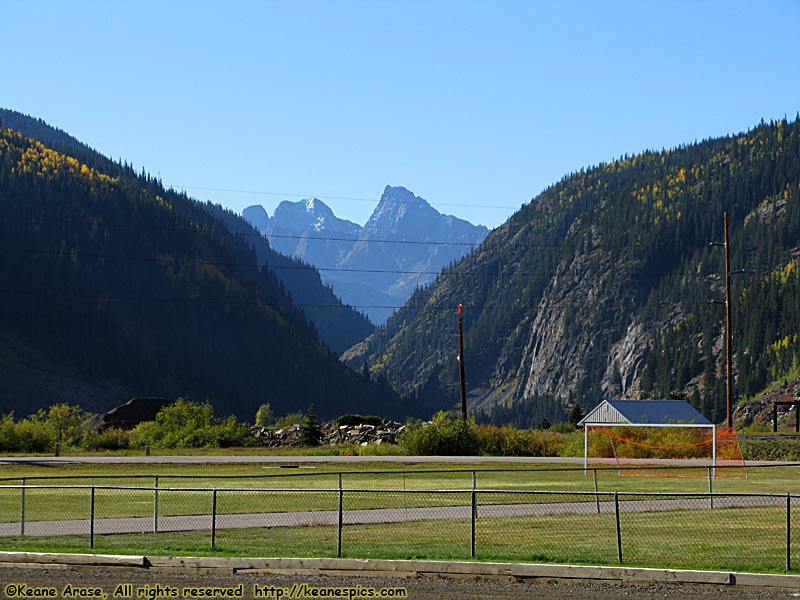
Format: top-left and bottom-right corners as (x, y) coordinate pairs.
(0, 125), (398, 419)
(202, 203), (374, 354)
(343, 118), (800, 426)
(0, 108), (374, 355)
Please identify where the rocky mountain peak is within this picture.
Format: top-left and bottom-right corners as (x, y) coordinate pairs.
(257, 198), (361, 237)
(242, 204), (270, 232)
(241, 185), (489, 324)
(365, 185), (438, 236)
(274, 197), (329, 229)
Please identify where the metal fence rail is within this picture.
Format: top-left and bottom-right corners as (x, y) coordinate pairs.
(0, 482), (797, 573)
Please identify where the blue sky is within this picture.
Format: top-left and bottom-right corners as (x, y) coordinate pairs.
(3, 0), (799, 228)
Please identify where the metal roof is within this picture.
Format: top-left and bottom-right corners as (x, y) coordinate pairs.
(578, 400), (712, 426)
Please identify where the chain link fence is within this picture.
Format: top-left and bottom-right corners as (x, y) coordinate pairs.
(1, 465), (800, 572)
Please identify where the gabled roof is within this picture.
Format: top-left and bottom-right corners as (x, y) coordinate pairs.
(578, 399), (712, 426)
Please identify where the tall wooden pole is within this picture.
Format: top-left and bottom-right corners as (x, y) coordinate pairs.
(457, 304), (467, 420)
(723, 212), (733, 429)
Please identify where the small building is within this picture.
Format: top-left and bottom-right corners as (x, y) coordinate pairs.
(577, 399), (715, 471)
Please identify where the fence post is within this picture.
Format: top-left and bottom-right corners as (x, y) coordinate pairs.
(614, 492), (622, 563)
(708, 468), (714, 510)
(787, 493), (792, 572)
(471, 471), (476, 558)
(153, 476), (159, 534)
(211, 489), (217, 548)
(89, 486), (95, 549)
(337, 473), (343, 558)
(19, 478), (25, 536)
(593, 470), (600, 514)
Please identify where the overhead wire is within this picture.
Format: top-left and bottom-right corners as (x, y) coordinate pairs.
(5, 212), (777, 254)
(2, 245), (777, 281)
(167, 184), (521, 211)
(0, 213), (489, 247)
(5, 202), (795, 264)
(0, 286), (721, 314)
(1, 202), (793, 315)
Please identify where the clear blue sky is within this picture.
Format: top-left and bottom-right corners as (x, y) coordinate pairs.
(4, 0), (799, 228)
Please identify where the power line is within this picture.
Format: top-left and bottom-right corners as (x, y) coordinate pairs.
(0, 213), (488, 248)
(169, 185), (520, 211)
(6, 209), (792, 258)
(0, 285), (741, 315)
(5, 245), (775, 281)
(6, 212), (761, 254)
(263, 232), (483, 248)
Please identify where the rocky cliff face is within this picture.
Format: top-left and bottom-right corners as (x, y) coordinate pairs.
(343, 207), (653, 419)
(514, 246), (642, 407)
(343, 119), (800, 424)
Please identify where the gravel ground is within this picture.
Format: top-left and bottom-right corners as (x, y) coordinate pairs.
(1, 567), (799, 600)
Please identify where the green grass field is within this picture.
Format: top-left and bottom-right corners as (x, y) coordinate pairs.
(1, 459), (799, 574)
(2, 504), (797, 574)
(2, 461), (800, 521)
(1, 459), (798, 491)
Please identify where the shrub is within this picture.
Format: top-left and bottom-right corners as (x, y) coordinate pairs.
(0, 414), (17, 451)
(399, 411), (481, 456)
(27, 403), (89, 447)
(213, 416), (259, 448)
(559, 426), (717, 459)
(274, 411), (305, 429)
(81, 427), (131, 451)
(129, 398), (256, 448)
(129, 420), (161, 448)
(550, 421), (578, 434)
(255, 403), (273, 428)
(558, 431), (589, 457)
(739, 437), (800, 461)
(0, 413), (57, 452)
(14, 419), (55, 452)
(353, 442), (407, 456)
(477, 424), (568, 457)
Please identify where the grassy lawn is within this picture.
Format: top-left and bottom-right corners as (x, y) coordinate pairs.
(2, 462), (800, 523)
(2, 460), (799, 490)
(2, 504), (797, 574)
(2, 459), (799, 574)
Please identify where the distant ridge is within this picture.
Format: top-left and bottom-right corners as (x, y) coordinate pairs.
(0, 108), (95, 155)
(244, 185), (489, 324)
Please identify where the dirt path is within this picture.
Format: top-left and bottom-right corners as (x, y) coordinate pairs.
(0, 566), (795, 600)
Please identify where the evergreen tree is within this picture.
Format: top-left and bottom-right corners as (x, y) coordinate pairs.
(299, 405), (323, 446)
(568, 404), (585, 428)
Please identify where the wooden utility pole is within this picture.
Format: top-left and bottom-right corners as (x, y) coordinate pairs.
(457, 304), (467, 420)
(723, 212), (733, 429)
(711, 211), (736, 429)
